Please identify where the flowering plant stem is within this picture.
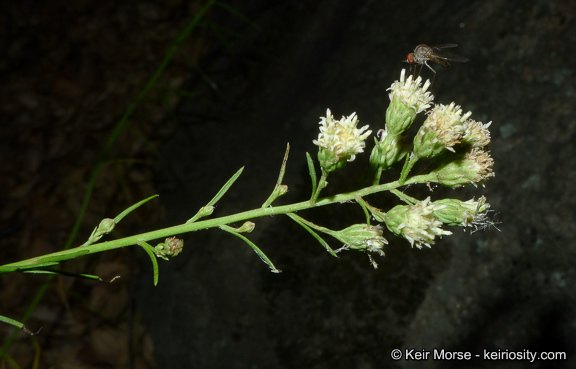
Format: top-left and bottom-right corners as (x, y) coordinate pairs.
(0, 171), (418, 276)
(0, 68), (496, 337)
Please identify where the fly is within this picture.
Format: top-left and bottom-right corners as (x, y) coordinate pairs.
(405, 44), (469, 75)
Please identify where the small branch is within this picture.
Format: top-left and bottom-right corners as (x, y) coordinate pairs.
(262, 143), (290, 208)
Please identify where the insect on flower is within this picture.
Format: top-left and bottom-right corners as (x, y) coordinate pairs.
(405, 44), (469, 76)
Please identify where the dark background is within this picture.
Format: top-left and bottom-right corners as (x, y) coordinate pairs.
(2, 0), (576, 368)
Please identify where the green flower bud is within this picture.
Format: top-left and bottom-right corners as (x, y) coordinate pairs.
(432, 148), (495, 188)
(386, 95), (418, 135)
(333, 224), (387, 256)
(276, 185), (288, 197)
(369, 130), (409, 172)
(88, 218), (116, 243)
(197, 205), (215, 218)
(187, 205), (215, 224)
(155, 237), (184, 260)
(433, 196), (490, 228)
(234, 221), (256, 233)
(317, 146), (347, 173)
(96, 218), (115, 235)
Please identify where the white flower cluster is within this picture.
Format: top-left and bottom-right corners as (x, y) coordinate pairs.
(313, 109), (372, 162)
(387, 197), (452, 249)
(423, 102), (472, 151)
(387, 69), (434, 114)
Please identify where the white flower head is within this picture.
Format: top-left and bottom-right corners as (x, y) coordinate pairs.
(465, 148), (495, 186)
(385, 197), (452, 249)
(413, 102), (472, 158)
(313, 109), (372, 172)
(425, 102), (471, 149)
(387, 69), (434, 114)
(463, 120), (492, 148)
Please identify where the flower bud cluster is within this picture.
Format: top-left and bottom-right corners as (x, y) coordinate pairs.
(408, 100), (493, 187)
(368, 69), (495, 189)
(384, 196), (491, 248)
(154, 237), (184, 260)
(307, 68), (497, 258)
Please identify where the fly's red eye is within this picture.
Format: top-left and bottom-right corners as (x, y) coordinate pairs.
(406, 53), (415, 64)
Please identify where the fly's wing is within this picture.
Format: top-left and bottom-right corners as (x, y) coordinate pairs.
(431, 43), (459, 49)
(428, 57), (451, 67)
(432, 53), (469, 63)
(430, 44), (469, 63)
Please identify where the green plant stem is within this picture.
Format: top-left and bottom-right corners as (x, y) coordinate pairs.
(311, 170), (328, 203)
(390, 189), (419, 205)
(399, 153), (418, 184)
(0, 176), (428, 273)
(373, 166), (383, 185)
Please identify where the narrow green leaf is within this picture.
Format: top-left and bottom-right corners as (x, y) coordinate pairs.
(306, 152), (318, 201)
(187, 167), (244, 224)
(114, 195), (159, 223)
(0, 315), (40, 337)
(21, 268), (102, 281)
(0, 314), (25, 331)
(262, 143), (290, 208)
(220, 225), (281, 273)
(390, 189), (419, 205)
(138, 241), (160, 286)
(207, 167), (244, 207)
(355, 197), (372, 225)
(286, 213), (337, 257)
